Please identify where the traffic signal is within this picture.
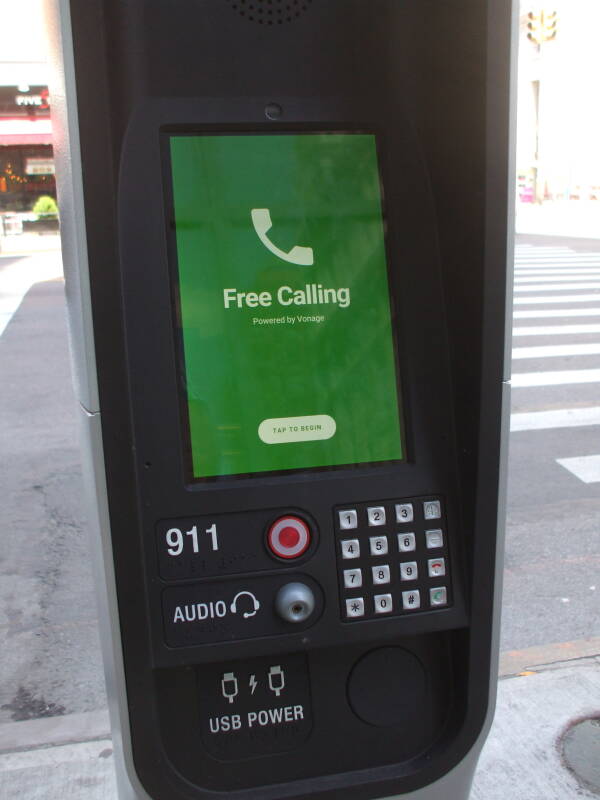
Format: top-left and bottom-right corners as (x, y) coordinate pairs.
(543, 11), (558, 41)
(527, 10), (558, 45)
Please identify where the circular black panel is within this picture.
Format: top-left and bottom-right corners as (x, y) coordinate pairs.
(348, 647), (428, 728)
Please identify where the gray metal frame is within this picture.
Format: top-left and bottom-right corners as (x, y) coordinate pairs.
(45, 2), (149, 796)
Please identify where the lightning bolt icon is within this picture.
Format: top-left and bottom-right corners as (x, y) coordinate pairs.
(249, 675), (258, 695)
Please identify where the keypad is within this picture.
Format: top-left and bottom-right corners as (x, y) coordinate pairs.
(334, 495), (451, 621)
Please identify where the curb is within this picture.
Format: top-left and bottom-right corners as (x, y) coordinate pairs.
(499, 636), (600, 677)
(0, 710), (110, 755)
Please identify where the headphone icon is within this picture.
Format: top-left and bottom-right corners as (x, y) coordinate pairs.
(230, 591), (261, 619)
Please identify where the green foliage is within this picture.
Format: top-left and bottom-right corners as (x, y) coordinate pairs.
(32, 195), (59, 219)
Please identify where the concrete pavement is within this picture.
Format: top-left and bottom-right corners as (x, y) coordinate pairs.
(0, 276), (107, 725)
(472, 655), (600, 800)
(0, 233), (62, 257)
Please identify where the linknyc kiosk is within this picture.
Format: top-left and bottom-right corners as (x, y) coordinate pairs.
(47, 0), (515, 797)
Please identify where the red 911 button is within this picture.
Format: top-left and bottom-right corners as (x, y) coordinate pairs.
(267, 516), (311, 560)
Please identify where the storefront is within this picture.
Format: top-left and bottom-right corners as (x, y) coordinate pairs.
(0, 85), (55, 213)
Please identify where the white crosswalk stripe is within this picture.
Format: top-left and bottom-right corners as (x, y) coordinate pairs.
(511, 368), (600, 387)
(512, 242), (600, 484)
(514, 293), (600, 304)
(511, 407), (600, 431)
(516, 257), (600, 263)
(514, 307), (600, 319)
(555, 455), (600, 484)
(514, 282), (600, 291)
(516, 268), (600, 274)
(515, 274), (600, 282)
(514, 343), (600, 359)
(515, 259), (600, 266)
(513, 324), (600, 336)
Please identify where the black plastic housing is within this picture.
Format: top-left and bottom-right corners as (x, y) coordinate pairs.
(62, 1), (513, 798)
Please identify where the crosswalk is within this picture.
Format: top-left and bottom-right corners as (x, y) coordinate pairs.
(511, 242), (600, 484)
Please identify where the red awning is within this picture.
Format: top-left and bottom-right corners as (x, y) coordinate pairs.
(0, 118), (53, 146)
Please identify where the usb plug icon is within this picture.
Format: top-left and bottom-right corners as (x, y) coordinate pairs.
(267, 665), (285, 697)
(221, 672), (239, 704)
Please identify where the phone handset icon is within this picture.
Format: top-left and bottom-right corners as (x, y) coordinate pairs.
(251, 209), (314, 266)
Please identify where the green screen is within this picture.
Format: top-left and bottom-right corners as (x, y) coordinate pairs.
(168, 133), (404, 480)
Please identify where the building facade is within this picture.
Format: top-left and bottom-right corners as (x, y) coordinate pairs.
(517, 1), (600, 203)
(0, 1), (54, 215)
(0, 84), (54, 212)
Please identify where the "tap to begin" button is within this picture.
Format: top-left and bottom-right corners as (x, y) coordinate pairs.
(258, 415), (336, 444)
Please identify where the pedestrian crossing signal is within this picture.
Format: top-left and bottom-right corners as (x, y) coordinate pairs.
(527, 10), (558, 45)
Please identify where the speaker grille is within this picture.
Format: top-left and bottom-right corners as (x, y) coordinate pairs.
(225, 0), (314, 25)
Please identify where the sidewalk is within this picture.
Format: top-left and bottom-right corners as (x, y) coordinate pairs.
(0, 250), (64, 335)
(0, 643), (598, 799)
(0, 232), (61, 257)
(473, 648), (600, 800)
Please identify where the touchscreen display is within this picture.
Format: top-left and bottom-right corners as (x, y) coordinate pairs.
(167, 132), (404, 480)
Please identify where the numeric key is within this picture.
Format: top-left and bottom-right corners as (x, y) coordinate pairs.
(341, 539), (360, 559)
(374, 594), (393, 614)
(338, 509), (358, 530)
(367, 506), (386, 526)
(343, 568), (362, 588)
(398, 532), (416, 552)
(369, 536), (388, 556)
(400, 561), (418, 581)
(396, 503), (414, 523)
(371, 565), (391, 585)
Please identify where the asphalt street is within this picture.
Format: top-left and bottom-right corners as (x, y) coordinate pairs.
(503, 235), (600, 651)
(0, 236), (599, 723)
